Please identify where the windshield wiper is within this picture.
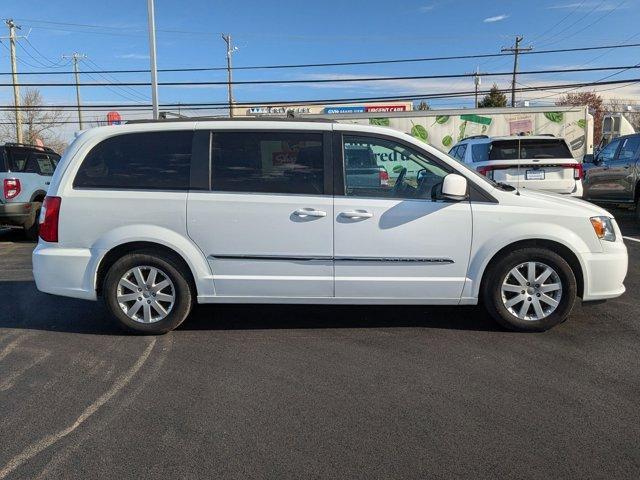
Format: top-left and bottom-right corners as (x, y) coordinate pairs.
(495, 182), (516, 191)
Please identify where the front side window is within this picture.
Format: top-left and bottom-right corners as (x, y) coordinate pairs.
(211, 132), (324, 195)
(74, 131), (193, 190)
(617, 137), (640, 162)
(343, 135), (449, 200)
(597, 138), (621, 163)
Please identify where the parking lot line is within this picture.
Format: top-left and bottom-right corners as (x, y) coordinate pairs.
(623, 236), (640, 243)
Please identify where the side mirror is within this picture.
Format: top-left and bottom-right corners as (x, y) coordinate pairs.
(583, 154), (594, 164)
(441, 173), (468, 201)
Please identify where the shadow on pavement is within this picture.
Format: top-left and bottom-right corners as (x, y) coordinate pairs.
(0, 281), (501, 335)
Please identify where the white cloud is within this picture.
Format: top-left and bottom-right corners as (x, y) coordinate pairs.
(419, 4), (436, 12)
(483, 14), (509, 23)
(116, 53), (150, 60)
(548, 1), (626, 10)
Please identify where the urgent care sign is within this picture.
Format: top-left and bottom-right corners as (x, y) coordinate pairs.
(364, 105), (408, 113)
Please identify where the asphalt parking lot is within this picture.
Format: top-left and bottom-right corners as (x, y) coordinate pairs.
(0, 211), (638, 480)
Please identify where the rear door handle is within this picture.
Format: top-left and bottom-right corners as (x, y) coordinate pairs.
(340, 210), (373, 219)
(293, 208), (326, 218)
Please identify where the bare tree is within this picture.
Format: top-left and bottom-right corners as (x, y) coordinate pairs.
(1, 88), (69, 153)
(556, 91), (604, 144)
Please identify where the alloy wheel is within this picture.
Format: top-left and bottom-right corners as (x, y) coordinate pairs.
(500, 261), (563, 321)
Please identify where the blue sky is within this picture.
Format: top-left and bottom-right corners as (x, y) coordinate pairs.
(1, 0), (639, 128)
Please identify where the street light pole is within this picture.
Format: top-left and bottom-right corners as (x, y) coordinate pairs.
(147, 0), (160, 119)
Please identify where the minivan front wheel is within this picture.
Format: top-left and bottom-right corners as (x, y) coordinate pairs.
(482, 248), (577, 331)
(103, 251), (194, 334)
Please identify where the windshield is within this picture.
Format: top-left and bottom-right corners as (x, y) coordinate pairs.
(489, 139), (572, 160)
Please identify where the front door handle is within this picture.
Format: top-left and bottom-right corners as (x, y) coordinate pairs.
(340, 210), (373, 219)
(293, 208), (327, 218)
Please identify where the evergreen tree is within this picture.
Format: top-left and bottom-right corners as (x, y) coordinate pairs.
(478, 84), (508, 108)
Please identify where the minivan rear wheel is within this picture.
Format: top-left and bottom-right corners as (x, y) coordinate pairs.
(103, 251), (194, 334)
(482, 247), (577, 332)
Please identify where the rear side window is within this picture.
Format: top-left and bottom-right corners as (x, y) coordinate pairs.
(211, 131), (324, 195)
(6, 149), (29, 171)
(471, 144), (490, 162)
(74, 131), (193, 190)
(489, 139), (572, 160)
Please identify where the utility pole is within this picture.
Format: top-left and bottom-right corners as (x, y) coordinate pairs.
(222, 34), (237, 117)
(63, 52), (87, 129)
(501, 36), (532, 107)
(147, 0), (159, 119)
(473, 66), (483, 108)
(5, 19), (23, 143)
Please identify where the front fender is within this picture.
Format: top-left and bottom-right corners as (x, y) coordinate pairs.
(464, 222), (592, 300)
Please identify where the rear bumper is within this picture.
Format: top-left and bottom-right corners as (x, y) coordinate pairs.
(32, 243), (100, 300)
(581, 241), (628, 301)
(0, 202), (36, 227)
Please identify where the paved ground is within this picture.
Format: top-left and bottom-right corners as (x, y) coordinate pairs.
(0, 211), (638, 480)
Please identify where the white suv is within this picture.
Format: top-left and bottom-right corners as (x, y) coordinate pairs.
(33, 120), (627, 334)
(449, 135), (584, 197)
(0, 143), (61, 239)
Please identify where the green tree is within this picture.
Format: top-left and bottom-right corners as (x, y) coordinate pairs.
(478, 84), (508, 108)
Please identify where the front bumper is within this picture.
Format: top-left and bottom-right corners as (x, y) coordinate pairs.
(0, 202), (36, 227)
(581, 240), (628, 301)
(32, 243), (100, 300)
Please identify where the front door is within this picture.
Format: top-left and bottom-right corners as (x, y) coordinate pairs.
(611, 136), (640, 201)
(187, 129), (334, 298)
(584, 137), (622, 201)
(333, 132), (472, 301)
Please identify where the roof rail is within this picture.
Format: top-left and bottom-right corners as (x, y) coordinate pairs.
(461, 135), (489, 141)
(4, 142), (57, 154)
(126, 116), (336, 124)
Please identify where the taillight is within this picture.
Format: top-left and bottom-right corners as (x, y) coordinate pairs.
(39, 196), (61, 243)
(379, 169), (389, 186)
(477, 166), (494, 180)
(3, 178), (21, 199)
(567, 163), (584, 180)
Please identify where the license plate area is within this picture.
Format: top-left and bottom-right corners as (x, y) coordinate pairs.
(526, 169), (545, 180)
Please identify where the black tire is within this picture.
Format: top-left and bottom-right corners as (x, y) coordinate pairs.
(482, 247), (577, 332)
(102, 250), (194, 334)
(23, 205), (41, 241)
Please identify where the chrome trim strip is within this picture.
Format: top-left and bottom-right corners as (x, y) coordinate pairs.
(209, 254), (454, 264)
(335, 256), (454, 264)
(209, 254), (332, 261)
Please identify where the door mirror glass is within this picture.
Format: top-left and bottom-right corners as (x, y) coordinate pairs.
(583, 154), (594, 164)
(441, 173), (468, 201)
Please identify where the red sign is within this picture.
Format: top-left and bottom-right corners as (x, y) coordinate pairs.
(365, 105), (407, 113)
(107, 111), (122, 125)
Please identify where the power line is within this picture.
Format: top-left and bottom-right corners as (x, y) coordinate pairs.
(1, 77), (639, 113)
(0, 63), (639, 87)
(2, 42), (640, 76)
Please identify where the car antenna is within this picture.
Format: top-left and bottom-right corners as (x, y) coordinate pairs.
(515, 136), (522, 195)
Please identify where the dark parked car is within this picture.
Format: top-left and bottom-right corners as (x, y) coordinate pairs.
(583, 134), (640, 221)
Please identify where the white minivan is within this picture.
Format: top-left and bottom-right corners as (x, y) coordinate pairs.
(33, 120), (628, 334)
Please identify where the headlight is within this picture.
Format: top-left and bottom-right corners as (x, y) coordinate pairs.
(590, 216), (616, 242)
